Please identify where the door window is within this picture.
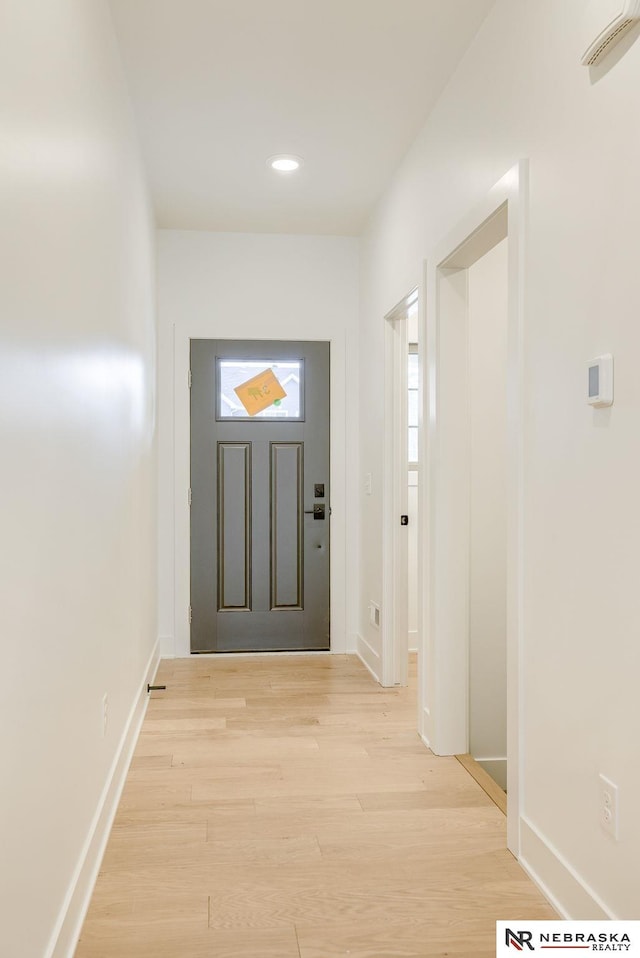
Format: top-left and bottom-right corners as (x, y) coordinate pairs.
(408, 346), (419, 467)
(216, 358), (304, 421)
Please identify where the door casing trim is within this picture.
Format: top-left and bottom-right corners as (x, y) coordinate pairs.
(419, 161), (527, 857)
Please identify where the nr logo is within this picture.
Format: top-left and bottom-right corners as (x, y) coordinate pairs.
(505, 928), (535, 951)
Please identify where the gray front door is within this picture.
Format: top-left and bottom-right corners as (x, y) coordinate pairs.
(190, 339), (330, 652)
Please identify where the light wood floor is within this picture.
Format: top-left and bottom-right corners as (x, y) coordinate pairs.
(75, 654), (554, 958)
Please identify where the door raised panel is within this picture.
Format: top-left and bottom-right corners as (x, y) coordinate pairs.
(270, 442), (303, 610)
(217, 442), (251, 611)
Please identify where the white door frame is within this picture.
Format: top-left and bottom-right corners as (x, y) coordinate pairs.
(381, 290), (417, 687)
(419, 162), (527, 857)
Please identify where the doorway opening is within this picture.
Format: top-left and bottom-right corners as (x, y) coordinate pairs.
(382, 289), (419, 689)
(464, 237), (509, 795)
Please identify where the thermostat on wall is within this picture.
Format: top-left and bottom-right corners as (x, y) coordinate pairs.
(587, 354), (614, 407)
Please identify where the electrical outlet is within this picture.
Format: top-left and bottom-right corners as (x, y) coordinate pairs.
(369, 601), (380, 628)
(102, 693), (108, 738)
(599, 773), (619, 840)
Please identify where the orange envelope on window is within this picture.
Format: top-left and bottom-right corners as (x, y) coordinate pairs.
(234, 367), (287, 416)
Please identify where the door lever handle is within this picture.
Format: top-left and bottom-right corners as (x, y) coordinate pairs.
(304, 504), (326, 519)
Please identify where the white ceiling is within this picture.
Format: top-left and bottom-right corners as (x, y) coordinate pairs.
(108, 0), (495, 235)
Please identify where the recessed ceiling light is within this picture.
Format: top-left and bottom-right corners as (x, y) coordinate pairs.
(268, 154), (304, 173)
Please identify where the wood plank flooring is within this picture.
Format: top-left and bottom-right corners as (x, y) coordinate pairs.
(75, 654), (554, 958)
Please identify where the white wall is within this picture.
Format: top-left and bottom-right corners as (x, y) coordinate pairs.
(468, 239), (508, 786)
(156, 231), (359, 658)
(359, 0), (640, 920)
(0, 3), (157, 956)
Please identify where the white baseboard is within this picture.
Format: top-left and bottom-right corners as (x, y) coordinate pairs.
(408, 629), (418, 653)
(519, 815), (616, 920)
(159, 633), (175, 657)
(421, 705), (431, 748)
(47, 639), (161, 958)
(356, 633), (381, 684)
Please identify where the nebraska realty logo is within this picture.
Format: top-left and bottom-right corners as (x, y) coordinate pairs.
(497, 922), (640, 955)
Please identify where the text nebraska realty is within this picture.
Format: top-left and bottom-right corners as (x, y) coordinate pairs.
(507, 929), (633, 951)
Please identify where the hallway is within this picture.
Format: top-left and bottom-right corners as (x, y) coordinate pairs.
(75, 655), (554, 957)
